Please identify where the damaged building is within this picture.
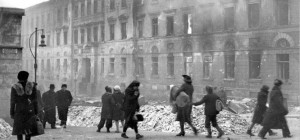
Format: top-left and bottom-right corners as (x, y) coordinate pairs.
(21, 0), (299, 104)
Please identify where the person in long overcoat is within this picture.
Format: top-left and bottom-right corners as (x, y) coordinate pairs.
(121, 80), (143, 139)
(258, 79), (292, 139)
(56, 84), (73, 128)
(246, 85), (276, 137)
(42, 84), (57, 129)
(193, 86), (224, 138)
(112, 85), (125, 133)
(173, 75), (197, 136)
(10, 71), (38, 140)
(97, 86), (115, 132)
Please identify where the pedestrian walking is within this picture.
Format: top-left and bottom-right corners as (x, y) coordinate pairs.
(174, 75), (198, 137)
(193, 86), (224, 138)
(246, 85), (276, 137)
(97, 86), (115, 133)
(121, 80), (143, 139)
(10, 71), (38, 140)
(42, 84), (57, 129)
(112, 85), (125, 133)
(34, 83), (44, 125)
(258, 79), (292, 139)
(56, 84), (73, 128)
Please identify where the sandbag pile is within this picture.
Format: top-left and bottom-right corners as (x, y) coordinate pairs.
(0, 118), (12, 139)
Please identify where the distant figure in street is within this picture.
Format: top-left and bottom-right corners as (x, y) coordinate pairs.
(174, 75), (197, 137)
(121, 80), (143, 139)
(193, 86), (224, 138)
(34, 83), (44, 126)
(56, 84), (73, 128)
(97, 86), (115, 133)
(215, 87), (227, 106)
(112, 85), (125, 133)
(247, 85), (276, 137)
(42, 84), (57, 129)
(10, 71), (38, 140)
(258, 79), (292, 139)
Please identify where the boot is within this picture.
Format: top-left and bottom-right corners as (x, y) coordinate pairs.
(268, 130), (277, 136)
(206, 128), (212, 138)
(176, 131), (185, 136)
(136, 134), (143, 139)
(121, 133), (129, 138)
(107, 128), (110, 133)
(247, 129), (255, 137)
(216, 126), (224, 138)
(96, 127), (101, 132)
(192, 127), (198, 136)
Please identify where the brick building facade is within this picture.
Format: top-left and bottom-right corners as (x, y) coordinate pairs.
(21, 0), (299, 104)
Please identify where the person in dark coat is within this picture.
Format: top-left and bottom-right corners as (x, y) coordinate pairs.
(247, 85), (276, 137)
(121, 80), (143, 139)
(10, 71), (38, 140)
(34, 83), (44, 126)
(258, 79), (292, 139)
(112, 85), (125, 133)
(42, 84), (57, 129)
(56, 84), (73, 128)
(193, 86), (224, 138)
(97, 86), (115, 132)
(174, 75), (197, 136)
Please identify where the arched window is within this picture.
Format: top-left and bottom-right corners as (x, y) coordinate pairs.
(167, 43), (174, 76)
(276, 38), (290, 81)
(151, 46), (159, 76)
(203, 41), (213, 79)
(183, 45), (193, 76)
(224, 40), (235, 79)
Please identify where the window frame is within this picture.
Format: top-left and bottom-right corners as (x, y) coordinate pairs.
(152, 17), (158, 37)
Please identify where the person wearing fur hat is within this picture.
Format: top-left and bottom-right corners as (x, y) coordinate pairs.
(112, 85), (125, 133)
(42, 84), (57, 129)
(173, 75), (198, 136)
(56, 84), (73, 128)
(247, 85), (276, 137)
(258, 79), (292, 139)
(10, 71), (38, 140)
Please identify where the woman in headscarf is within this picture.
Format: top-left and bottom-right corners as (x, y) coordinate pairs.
(246, 85), (276, 137)
(258, 79), (292, 139)
(121, 80), (143, 139)
(174, 75), (197, 136)
(10, 71), (38, 140)
(112, 85), (125, 133)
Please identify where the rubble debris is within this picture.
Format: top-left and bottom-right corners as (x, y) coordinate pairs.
(0, 118), (12, 139)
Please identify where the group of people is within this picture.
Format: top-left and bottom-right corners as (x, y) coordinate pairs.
(10, 71), (73, 140)
(97, 81), (143, 139)
(247, 79), (292, 139)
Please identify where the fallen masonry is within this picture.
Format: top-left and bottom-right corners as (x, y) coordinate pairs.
(66, 105), (260, 136)
(0, 118), (12, 139)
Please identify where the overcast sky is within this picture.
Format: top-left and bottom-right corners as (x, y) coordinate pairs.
(0, 0), (48, 9)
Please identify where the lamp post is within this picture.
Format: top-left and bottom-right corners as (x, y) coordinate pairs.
(29, 28), (46, 84)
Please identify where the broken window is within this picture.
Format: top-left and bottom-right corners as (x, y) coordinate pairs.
(151, 46), (159, 76)
(109, 58), (115, 74)
(249, 52), (261, 79)
(81, 28), (85, 43)
(94, 0), (98, 14)
(110, 0), (115, 11)
(64, 7), (68, 21)
(64, 30), (68, 45)
(224, 41), (235, 79)
(183, 14), (192, 34)
(277, 54), (289, 81)
(56, 31), (60, 46)
(183, 45), (193, 76)
(110, 24), (115, 40)
(100, 58), (104, 75)
(81, 2), (85, 17)
(74, 5), (79, 18)
(152, 17), (158, 37)
(137, 57), (144, 76)
(87, 0), (91, 15)
(74, 29), (78, 44)
(138, 20), (143, 38)
(121, 57), (127, 76)
(63, 59), (68, 73)
(224, 7), (235, 30)
(101, 24), (105, 41)
(93, 26), (98, 42)
(166, 16), (174, 36)
(248, 3), (260, 28)
(276, 0), (289, 25)
(121, 22), (127, 39)
(167, 53), (174, 76)
(121, 0), (127, 8)
(87, 27), (91, 42)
